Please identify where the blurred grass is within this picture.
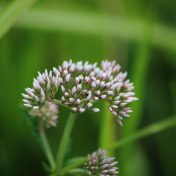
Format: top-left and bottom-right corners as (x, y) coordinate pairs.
(15, 8), (176, 52)
(112, 115), (176, 150)
(0, 0), (36, 39)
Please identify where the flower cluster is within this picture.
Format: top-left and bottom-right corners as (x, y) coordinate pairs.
(22, 69), (60, 127)
(85, 149), (118, 176)
(29, 101), (58, 127)
(22, 60), (137, 127)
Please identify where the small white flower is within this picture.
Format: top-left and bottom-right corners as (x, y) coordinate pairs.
(75, 77), (80, 84)
(64, 92), (69, 97)
(91, 82), (96, 88)
(77, 84), (82, 91)
(72, 107), (77, 112)
(79, 108), (85, 113)
(76, 99), (81, 104)
(101, 95), (107, 99)
(69, 98), (74, 103)
(95, 90), (101, 95)
(63, 69), (68, 75)
(92, 108), (100, 112)
(87, 102), (93, 108)
(30, 101), (58, 128)
(86, 93), (92, 100)
(65, 74), (71, 82)
(111, 105), (118, 109)
(100, 81), (105, 88)
(94, 97), (99, 100)
(61, 96), (65, 101)
(24, 104), (32, 108)
(107, 91), (114, 95)
(72, 86), (77, 94)
(61, 85), (65, 92)
(63, 61), (69, 69)
(76, 61), (83, 71)
(33, 106), (39, 110)
(22, 93), (31, 99)
(96, 79), (100, 85)
(85, 76), (90, 82)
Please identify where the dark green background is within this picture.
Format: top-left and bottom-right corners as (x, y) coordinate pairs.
(0, 0), (176, 176)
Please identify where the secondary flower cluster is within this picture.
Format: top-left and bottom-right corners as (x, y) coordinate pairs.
(85, 149), (118, 176)
(22, 60), (137, 127)
(29, 101), (58, 127)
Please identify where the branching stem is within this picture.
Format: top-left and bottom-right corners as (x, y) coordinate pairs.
(55, 112), (77, 175)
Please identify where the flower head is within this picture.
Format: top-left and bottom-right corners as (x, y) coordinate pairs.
(29, 101), (58, 127)
(85, 149), (119, 176)
(22, 60), (137, 127)
(22, 69), (60, 127)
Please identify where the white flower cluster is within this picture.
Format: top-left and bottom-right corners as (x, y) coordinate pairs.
(29, 101), (58, 127)
(86, 149), (119, 176)
(22, 60), (137, 127)
(22, 69), (61, 127)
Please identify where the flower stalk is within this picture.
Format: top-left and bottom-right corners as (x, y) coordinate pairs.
(39, 123), (56, 171)
(55, 112), (77, 175)
(99, 102), (115, 155)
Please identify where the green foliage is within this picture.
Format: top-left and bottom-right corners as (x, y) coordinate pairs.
(0, 0), (36, 39)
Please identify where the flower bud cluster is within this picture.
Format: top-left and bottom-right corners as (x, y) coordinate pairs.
(22, 60), (137, 127)
(85, 149), (118, 176)
(22, 69), (60, 127)
(29, 101), (58, 127)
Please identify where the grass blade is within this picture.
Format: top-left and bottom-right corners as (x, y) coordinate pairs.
(112, 115), (176, 150)
(0, 0), (36, 39)
(15, 8), (176, 52)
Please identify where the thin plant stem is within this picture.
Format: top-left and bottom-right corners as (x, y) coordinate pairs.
(66, 168), (88, 175)
(53, 99), (71, 110)
(61, 157), (87, 175)
(111, 116), (176, 150)
(60, 115), (176, 175)
(99, 102), (115, 155)
(55, 112), (77, 175)
(39, 125), (56, 171)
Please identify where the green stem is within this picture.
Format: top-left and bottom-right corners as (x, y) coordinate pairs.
(55, 112), (77, 175)
(111, 116), (176, 150)
(66, 168), (88, 175)
(99, 102), (115, 155)
(39, 125), (56, 171)
(61, 157), (87, 175)
(53, 99), (71, 110)
(61, 115), (176, 175)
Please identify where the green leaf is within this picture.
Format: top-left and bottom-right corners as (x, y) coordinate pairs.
(0, 0), (36, 39)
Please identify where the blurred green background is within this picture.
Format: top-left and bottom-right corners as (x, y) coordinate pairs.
(0, 0), (176, 176)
